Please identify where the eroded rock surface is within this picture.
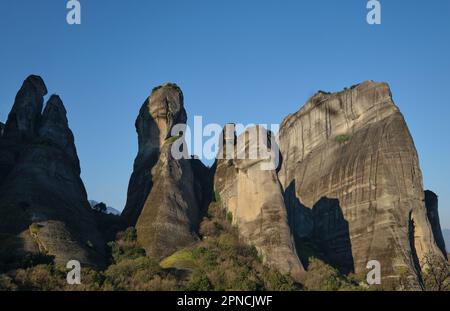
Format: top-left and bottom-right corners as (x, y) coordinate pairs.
(123, 84), (206, 259)
(0, 76), (105, 268)
(122, 84), (187, 226)
(214, 125), (304, 279)
(278, 81), (445, 283)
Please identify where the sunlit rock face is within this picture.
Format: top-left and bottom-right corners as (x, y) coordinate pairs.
(0, 76), (105, 268)
(278, 81), (445, 284)
(214, 125), (304, 279)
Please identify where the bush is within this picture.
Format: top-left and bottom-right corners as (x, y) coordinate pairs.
(185, 270), (212, 291)
(335, 134), (351, 143)
(14, 264), (66, 291)
(108, 227), (146, 263)
(302, 258), (359, 291)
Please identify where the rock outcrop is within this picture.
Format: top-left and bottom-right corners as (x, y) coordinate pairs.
(278, 81), (445, 284)
(424, 190), (447, 259)
(123, 84), (207, 260)
(0, 76), (105, 268)
(0, 122), (4, 137)
(213, 125), (304, 279)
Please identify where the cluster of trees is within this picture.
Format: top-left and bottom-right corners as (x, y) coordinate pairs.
(0, 200), (448, 291)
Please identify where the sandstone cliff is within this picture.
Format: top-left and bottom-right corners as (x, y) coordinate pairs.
(0, 76), (105, 268)
(123, 84), (208, 260)
(278, 81), (445, 284)
(213, 125), (304, 279)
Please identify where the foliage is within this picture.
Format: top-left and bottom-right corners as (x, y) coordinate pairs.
(302, 258), (360, 291)
(421, 252), (450, 291)
(92, 202), (107, 213)
(335, 134), (351, 143)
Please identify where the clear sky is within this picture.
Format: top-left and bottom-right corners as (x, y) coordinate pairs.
(0, 1), (449, 227)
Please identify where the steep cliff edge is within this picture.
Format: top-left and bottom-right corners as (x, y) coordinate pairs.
(123, 84), (208, 260)
(0, 76), (105, 268)
(214, 125), (304, 279)
(278, 81), (445, 284)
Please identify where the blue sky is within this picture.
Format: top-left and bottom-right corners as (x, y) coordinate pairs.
(0, 0), (449, 227)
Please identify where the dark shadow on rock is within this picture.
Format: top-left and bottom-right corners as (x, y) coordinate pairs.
(284, 181), (354, 274)
(121, 113), (161, 227)
(284, 180), (315, 268)
(424, 190), (447, 259)
(312, 197), (354, 274)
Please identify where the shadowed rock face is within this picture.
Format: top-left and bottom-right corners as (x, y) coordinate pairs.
(123, 83), (206, 259)
(122, 84), (187, 226)
(0, 122), (4, 137)
(424, 190), (447, 259)
(0, 76), (105, 268)
(214, 125), (304, 279)
(278, 81), (445, 284)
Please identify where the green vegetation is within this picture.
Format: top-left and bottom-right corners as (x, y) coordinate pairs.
(301, 258), (361, 291)
(213, 189), (221, 202)
(335, 134), (351, 143)
(29, 223), (39, 235)
(7, 203), (446, 291)
(226, 211), (233, 224)
(165, 135), (181, 144)
(160, 250), (196, 270)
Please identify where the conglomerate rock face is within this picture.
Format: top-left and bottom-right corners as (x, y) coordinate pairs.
(122, 83), (206, 260)
(0, 76), (105, 268)
(278, 81), (445, 283)
(213, 125), (304, 279)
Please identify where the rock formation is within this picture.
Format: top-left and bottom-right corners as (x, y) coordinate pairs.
(424, 190), (447, 259)
(278, 81), (445, 284)
(213, 125), (304, 279)
(0, 122), (4, 137)
(123, 83), (208, 260)
(0, 76), (105, 268)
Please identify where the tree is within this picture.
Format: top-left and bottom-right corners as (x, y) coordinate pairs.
(421, 252), (450, 291)
(93, 202), (107, 213)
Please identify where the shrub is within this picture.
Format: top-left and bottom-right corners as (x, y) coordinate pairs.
(302, 258), (359, 291)
(14, 264), (66, 291)
(29, 223), (39, 235)
(226, 211), (233, 224)
(185, 270), (212, 291)
(104, 256), (165, 290)
(335, 134), (351, 143)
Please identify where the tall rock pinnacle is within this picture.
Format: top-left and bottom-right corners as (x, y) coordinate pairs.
(123, 83), (207, 260)
(0, 75), (105, 268)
